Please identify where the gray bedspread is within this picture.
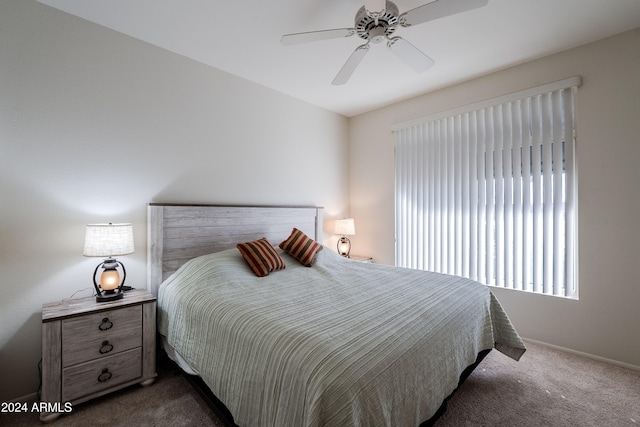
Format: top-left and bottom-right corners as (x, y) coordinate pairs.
(158, 246), (525, 427)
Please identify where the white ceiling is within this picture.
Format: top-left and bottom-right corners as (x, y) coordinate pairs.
(36, 0), (640, 117)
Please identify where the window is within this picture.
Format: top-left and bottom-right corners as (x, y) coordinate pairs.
(393, 77), (579, 298)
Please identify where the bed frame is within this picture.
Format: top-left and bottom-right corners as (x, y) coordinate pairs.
(146, 203), (323, 296)
(145, 202), (488, 426)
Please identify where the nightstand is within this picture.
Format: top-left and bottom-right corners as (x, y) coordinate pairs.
(349, 255), (373, 263)
(40, 289), (156, 422)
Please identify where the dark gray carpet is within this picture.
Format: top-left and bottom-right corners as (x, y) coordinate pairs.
(2, 342), (638, 426)
(435, 342), (640, 426)
(1, 356), (223, 427)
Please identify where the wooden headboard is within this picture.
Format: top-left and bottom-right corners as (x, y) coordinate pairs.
(146, 204), (324, 295)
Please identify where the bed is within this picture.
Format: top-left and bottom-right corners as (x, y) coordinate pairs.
(147, 203), (525, 427)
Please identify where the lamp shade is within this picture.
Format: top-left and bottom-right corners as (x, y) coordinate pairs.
(334, 218), (356, 236)
(83, 223), (135, 257)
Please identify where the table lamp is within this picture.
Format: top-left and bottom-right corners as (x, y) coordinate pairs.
(83, 223), (134, 302)
(334, 218), (355, 258)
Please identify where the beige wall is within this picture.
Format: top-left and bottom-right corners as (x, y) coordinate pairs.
(349, 28), (640, 368)
(0, 0), (349, 401)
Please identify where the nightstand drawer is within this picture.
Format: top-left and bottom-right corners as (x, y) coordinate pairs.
(62, 347), (142, 402)
(62, 306), (142, 367)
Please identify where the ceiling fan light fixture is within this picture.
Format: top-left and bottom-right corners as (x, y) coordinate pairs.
(369, 26), (387, 44)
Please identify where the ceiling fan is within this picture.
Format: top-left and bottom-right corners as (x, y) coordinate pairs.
(281, 0), (488, 85)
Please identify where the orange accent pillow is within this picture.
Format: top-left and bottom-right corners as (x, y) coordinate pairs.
(279, 228), (323, 267)
(236, 238), (285, 277)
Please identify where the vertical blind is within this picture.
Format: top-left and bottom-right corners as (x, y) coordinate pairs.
(393, 77), (579, 298)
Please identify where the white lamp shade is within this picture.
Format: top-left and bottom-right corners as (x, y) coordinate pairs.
(334, 218), (356, 236)
(83, 223), (135, 257)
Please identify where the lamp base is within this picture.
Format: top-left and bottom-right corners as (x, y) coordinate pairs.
(337, 236), (351, 258)
(96, 290), (124, 303)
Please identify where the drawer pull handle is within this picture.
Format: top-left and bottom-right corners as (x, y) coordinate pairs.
(99, 341), (114, 354)
(98, 368), (112, 383)
(99, 318), (113, 331)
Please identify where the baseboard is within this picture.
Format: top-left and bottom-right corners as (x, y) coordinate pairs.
(8, 392), (38, 404)
(523, 338), (640, 372)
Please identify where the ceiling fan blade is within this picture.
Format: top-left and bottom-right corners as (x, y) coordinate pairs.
(332, 44), (370, 86)
(401, 0), (489, 27)
(281, 28), (355, 46)
(364, 0), (386, 14)
(388, 37), (434, 73)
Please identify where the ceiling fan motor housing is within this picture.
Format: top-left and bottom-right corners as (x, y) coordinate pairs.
(355, 1), (400, 43)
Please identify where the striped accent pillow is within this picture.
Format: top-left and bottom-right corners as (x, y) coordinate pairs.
(279, 228), (323, 267)
(236, 238), (285, 277)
